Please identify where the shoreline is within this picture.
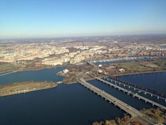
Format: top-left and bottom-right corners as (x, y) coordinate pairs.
(0, 70), (19, 77)
(0, 81), (58, 97)
(63, 70), (166, 84)
(92, 108), (165, 125)
(1, 65), (166, 85)
(113, 69), (166, 77)
(0, 65), (62, 77)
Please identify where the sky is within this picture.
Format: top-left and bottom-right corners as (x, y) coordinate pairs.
(0, 0), (166, 38)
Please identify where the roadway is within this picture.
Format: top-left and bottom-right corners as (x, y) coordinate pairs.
(105, 77), (166, 102)
(96, 77), (166, 111)
(78, 78), (143, 117)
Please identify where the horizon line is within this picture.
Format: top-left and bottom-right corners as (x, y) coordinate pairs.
(1, 33), (166, 40)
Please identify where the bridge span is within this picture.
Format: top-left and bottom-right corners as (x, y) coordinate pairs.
(96, 77), (166, 111)
(105, 77), (166, 101)
(78, 78), (143, 117)
(78, 78), (157, 124)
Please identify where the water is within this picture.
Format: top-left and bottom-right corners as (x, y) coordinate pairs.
(0, 84), (124, 125)
(0, 67), (166, 125)
(0, 67), (64, 84)
(0, 67), (124, 125)
(88, 80), (152, 110)
(118, 72), (166, 95)
(105, 77), (166, 106)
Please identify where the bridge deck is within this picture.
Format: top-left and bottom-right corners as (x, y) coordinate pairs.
(78, 78), (143, 117)
(96, 77), (166, 111)
(106, 77), (166, 101)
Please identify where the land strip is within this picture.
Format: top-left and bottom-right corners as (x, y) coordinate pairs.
(0, 81), (57, 97)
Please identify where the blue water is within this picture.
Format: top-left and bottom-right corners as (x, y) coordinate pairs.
(88, 80), (152, 110)
(118, 72), (166, 95)
(0, 67), (64, 84)
(0, 84), (124, 125)
(0, 67), (124, 125)
(0, 67), (166, 125)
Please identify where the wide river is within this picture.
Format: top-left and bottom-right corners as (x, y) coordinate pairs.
(0, 67), (165, 125)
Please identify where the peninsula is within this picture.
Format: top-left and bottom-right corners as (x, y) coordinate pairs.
(0, 81), (57, 97)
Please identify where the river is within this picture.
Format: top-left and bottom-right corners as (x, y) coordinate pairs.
(0, 67), (165, 125)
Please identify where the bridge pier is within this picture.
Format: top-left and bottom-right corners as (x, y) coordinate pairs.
(95, 77), (166, 111)
(109, 77), (166, 102)
(78, 78), (144, 118)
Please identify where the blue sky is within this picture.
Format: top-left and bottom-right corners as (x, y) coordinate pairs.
(0, 0), (166, 38)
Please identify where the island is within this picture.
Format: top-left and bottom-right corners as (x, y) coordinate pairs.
(0, 81), (57, 97)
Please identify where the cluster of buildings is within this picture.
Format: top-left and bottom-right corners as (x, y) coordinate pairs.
(0, 41), (166, 66)
(0, 43), (69, 63)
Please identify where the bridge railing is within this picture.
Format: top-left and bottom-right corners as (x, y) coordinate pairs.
(105, 77), (166, 101)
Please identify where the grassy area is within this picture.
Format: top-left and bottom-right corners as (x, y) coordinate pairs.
(0, 62), (19, 73)
(0, 61), (51, 74)
(114, 59), (166, 75)
(0, 81), (56, 96)
(153, 59), (166, 70)
(116, 61), (152, 72)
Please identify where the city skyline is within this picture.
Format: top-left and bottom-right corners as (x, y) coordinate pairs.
(1, 0), (166, 39)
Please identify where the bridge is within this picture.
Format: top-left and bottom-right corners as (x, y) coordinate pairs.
(89, 56), (155, 64)
(78, 78), (156, 124)
(78, 78), (143, 117)
(96, 77), (166, 110)
(105, 77), (166, 101)
(86, 61), (98, 68)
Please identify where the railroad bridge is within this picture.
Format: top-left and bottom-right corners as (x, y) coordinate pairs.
(77, 77), (166, 125)
(96, 77), (166, 110)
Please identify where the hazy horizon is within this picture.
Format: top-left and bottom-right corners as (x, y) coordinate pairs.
(1, 0), (166, 39)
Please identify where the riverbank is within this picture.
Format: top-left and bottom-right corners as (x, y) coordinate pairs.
(113, 69), (166, 77)
(0, 64), (63, 77)
(58, 58), (166, 84)
(0, 61), (55, 75)
(92, 108), (166, 125)
(0, 81), (57, 97)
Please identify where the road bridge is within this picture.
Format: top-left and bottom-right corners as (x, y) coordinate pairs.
(105, 77), (166, 102)
(78, 78), (156, 125)
(78, 78), (143, 117)
(96, 77), (166, 110)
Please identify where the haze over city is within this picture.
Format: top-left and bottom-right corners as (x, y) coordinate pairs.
(1, 0), (166, 39)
